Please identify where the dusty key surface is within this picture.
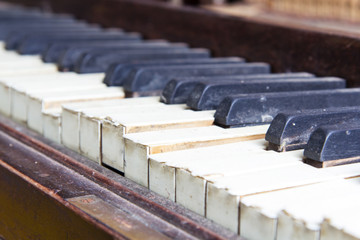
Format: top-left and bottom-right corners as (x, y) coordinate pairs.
(304, 123), (360, 167)
(187, 77), (345, 111)
(214, 88), (360, 127)
(160, 72), (315, 104)
(266, 107), (360, 151)
(104, 57), (244, 86)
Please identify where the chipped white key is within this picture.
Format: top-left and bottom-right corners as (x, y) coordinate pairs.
(174, 150), (303, 216)
(124, 125), (269, 188)
(100, 109), (216, 174)
(206, 164), (345, 234)
(321, 204), (360, 240)
(0, 72), (104, 115)
(79, 104), (186, 163)
(27, 87), (125, 134)
(10, 75), (105, 122)
(43, 108), (62, 143)
(209, 162), (360, 237)
(61, 97), (160, 152)
(148, 140), (282, 200)
(277, 175), (360, 240)
(0, 73), (74, 115)
(241, 179), (356, 240)
(105, 109), (215, 180)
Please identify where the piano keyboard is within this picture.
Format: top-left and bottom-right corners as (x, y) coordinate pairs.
(1, 4), (360, 240)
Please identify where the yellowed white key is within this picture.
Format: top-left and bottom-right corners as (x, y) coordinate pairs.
(61, 97), (160, 152)
(79, 104), (186, 164)
(0, 63), (57, 75)
(99, 108), (216, 174)
(0, 73), (69, 115)
(27, 87), (125, 134)
(208, 162), (360, 236)
(10, 75), (105, 122)
(0, 56), (44, 66)
(206, 164), (345, 234)
(0, 54), (42, 62)
(124, 125), (268, 188)
(43, 108), (62, 143)
(148, 140), (287, 200)
(171, 150), (303, 216)
(103, 109), (215, 178)
(0, 72), (103, 116)
(277, 177), (360, 240)
(241, 179), (360, 240)
(321, 203), (360, 240)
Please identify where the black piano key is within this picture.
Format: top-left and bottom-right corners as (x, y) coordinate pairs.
(0, 21), (89, 40)
(57, 43), (188, 71)
(214, 88), (360, 128)
(122, 63), (270, 95)
(266, 107), (360, 152)
(186, 77), (344, 111)
(17, 32), (141, 55)
(103, 57), (245, 86)
(303, 123), (360, 168)
(5, 27), (104, 50)
(42, 40), (168, 63)
(74, 48), (211, 74)
(160, 72), (315, 104)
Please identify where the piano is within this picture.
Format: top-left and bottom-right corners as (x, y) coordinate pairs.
(1, 0), (360, 239)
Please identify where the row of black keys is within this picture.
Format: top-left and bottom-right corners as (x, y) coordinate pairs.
(2, 7), (360, 167)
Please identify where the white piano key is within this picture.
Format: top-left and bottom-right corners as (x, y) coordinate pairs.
(103, 107), (215, 173)
(148, 140), (268, 201)
(0, 56), (44, 66)
(176, 151), (303, 216)
(0, 63), (57, 75)
(0, 72), (104, 116)
(27, 87), (125, 134)
(276, 175), (360, 240)
(10, 77), (105, 122)
(208, 162), (360, 237)
(61, 97), (161, 152)
(124, 125), (268, 188)
(321, 207), (360, 240)
(206, 164), (344, 234)
(109, 110), (215, 183)
(43, 108), (62, 143)
(148, 140), (294, 201)
(240, 180), (354, 240)
(79, 104), (185, 163)
(320, 180), (360, 240)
